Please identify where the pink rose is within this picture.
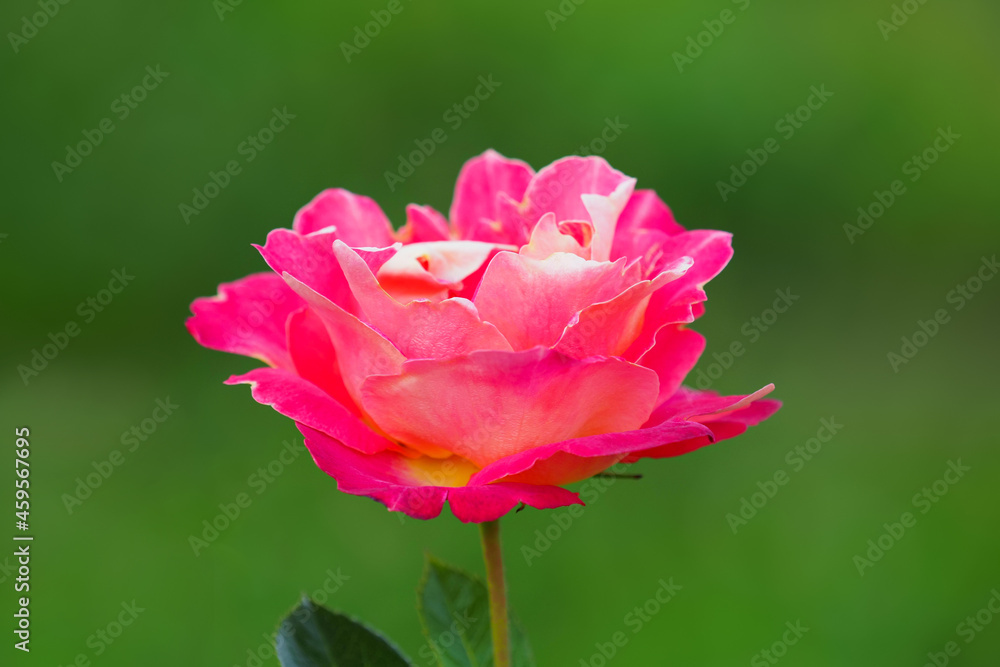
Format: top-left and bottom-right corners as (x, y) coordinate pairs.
(187, 150), (779, 523)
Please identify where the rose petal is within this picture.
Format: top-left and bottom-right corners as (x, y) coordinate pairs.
(186, 273), (301, 370)
(281, 273), (406, 411)
(635, 325), (706, 404)
(360, 348), (659, 467)
(555, 257), (692, 358)
(396, 204), (451, 243)
(450, 149), (534, 242)
(624, 230), (734, 359)
(255, 228), (354, 310)
(474, 385), (777, 485)
(376, 240), (500, 304)
(332, 240), (512, 358)
(227, 368), (397, 455)
(474, 251), (640, 350)
(581, 178), (636, 262)
(293, 188), (395, 246)
(299, 424), (581, 522)
(622, 385), (781, 461)
(519, 213), (591, 260)
(612, 190), (686, 260)
(287, 306), (357, 415)
(517, 156), (632, 231)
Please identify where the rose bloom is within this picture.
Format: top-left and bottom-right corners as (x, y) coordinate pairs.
(187, 151), (779, 523)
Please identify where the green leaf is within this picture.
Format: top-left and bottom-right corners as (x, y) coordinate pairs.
(277, 596), (413, 667)
(417, 556), (535, 667)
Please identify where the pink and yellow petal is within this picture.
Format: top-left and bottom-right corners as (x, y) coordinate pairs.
(298, 424), (580, 522)
(360, 348), (660, 468)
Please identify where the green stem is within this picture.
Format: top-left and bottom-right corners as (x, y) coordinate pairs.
(480, 519), (511, 667)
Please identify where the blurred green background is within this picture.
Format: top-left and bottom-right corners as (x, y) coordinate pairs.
(2, 0), (999, 664)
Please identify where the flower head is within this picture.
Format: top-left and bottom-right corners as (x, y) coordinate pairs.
(187, 150), (779, 522)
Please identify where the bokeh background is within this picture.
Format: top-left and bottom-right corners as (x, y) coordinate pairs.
(2, 0), (999, 664)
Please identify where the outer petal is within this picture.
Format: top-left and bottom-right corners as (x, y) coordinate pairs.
(635, 325), (706, 404)
(612, 189), (686, 261)
(624, 230), (734, 359)
(474, 251), (639, 350)
(293, 188), (396, 246)
(287, 306), (357, 416)
(226, 368), (397, 455)
(299, 425), (581, 522)
(332, 240), (511, 358)
(622, 385), (781, 461)
(186, 272), (302, 370)
(360, 348), (660, 468)
(450, 150), (534, 242)
(281, 274), (405, 410)
(554, 257), (692, 358)
(470, 420), (713, 486)
(255, 228), (354, 310)
(473, 384), (778, 486)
